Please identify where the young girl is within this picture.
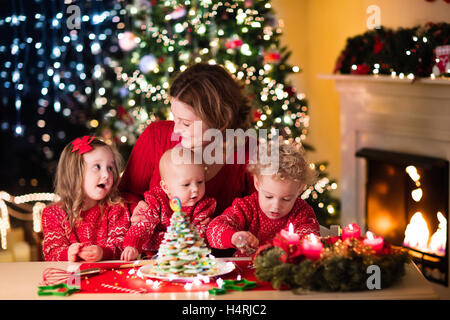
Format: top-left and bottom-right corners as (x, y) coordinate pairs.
(121, 147), (216, 261)
(207, 142), (320, 256)
(41, 136), (130, 262)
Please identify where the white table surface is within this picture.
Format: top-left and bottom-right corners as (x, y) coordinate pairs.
(0, 258), (439, 300)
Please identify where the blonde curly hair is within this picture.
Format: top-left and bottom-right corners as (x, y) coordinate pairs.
(247, 142), (317, 186)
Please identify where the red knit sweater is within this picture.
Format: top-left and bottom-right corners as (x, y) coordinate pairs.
(123, 185), (216, 254)
(118, 120), (256, 217)
(206, 192), (320, 254)
(41, 203), (130, 261)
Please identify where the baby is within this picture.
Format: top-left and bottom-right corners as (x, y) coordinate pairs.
(121, 146), (216, 260)
(207, 142), (320, 256)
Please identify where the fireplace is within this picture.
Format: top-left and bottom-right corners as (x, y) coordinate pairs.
(356, 148), (449, 286)
(324, 74), (450, 294)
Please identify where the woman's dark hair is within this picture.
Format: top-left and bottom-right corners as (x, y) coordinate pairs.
(169, 63), (253, 131)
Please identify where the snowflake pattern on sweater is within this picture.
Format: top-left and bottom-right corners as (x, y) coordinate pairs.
(206, 192), (320, 255)
(41, 203), (130, 261)
(123, 185), (216, 254)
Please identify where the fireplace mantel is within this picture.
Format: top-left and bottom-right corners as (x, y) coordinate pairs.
(322, 74), (450, 226)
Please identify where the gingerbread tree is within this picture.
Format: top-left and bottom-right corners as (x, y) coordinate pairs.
(154, 198), (216, 277)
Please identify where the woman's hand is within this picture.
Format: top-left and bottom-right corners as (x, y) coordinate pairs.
(121, 246), (140, 261)
(231, 231), (259, 255)
(78, 245), (103, 262)
(131, 201), (150, 225)
(67, 243), (84, 262)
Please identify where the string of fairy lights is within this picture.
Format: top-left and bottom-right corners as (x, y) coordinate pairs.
(0, 0), (126, 159)
(0, 191), (58, 250)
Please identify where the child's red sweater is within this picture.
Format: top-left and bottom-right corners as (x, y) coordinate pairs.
(123, 185), (216, 254)
(118, 120), (256, 217)
(206, 192), (320, 254)
(41, 203), (130, 261)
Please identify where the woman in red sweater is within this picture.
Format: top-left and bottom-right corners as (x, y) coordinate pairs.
(41, 137), (130, 261)
(119, 63), (256, 230)
(207, 143), (320, 256)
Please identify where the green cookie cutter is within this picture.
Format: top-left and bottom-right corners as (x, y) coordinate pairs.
(208, 278), (257, 295)
(223, 278), (257, 291)
(37, 283), (80, 297)
(208, 287), (227, 295)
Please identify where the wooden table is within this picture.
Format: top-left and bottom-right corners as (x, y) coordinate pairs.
(0, 258), (439, 300)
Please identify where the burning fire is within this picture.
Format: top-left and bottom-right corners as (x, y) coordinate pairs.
(403, 211), (447, 256)
(428, 212), (447, 256)
(403, 212), (430, 252)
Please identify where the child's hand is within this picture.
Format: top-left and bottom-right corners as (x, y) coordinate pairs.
(198, 217), (211, 225)
(121, 246), (139, 261)
(68, 243), (84, 262)
(78, 245), (103, 262)
(131, 201), (150, 225)
(231, 231), (259, 255)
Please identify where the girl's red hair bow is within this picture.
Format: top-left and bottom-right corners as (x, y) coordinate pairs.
(72, 136), (95, 155)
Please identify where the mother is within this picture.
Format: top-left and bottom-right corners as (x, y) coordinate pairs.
(119, 63), (256, 227)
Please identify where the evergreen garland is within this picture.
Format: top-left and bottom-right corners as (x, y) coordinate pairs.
(334, 22), (450, 78)
(254, 236), (410, 292)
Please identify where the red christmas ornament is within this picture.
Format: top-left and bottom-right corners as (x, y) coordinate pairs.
(264, 52), (281, 64)
(285, 86), (296, 97)
(117, 105), (134, 125)
(226, 39), (243, 49)
(373, 36), (385, 55)
(351, 63), (371, 75)
(253, 110), (262, 122)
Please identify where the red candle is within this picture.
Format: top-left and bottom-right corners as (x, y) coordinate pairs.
(301, 233), (323, 260)
(280, 223), (300, 245)
(342, 223), (361, 241)
(363, 231), (384, 254)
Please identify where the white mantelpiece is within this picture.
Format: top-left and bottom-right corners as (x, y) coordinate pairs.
(323, 74), (450, 295)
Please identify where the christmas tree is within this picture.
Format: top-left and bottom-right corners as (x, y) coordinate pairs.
(100, 0), (340, 226)
(154, 198), (217, 277)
